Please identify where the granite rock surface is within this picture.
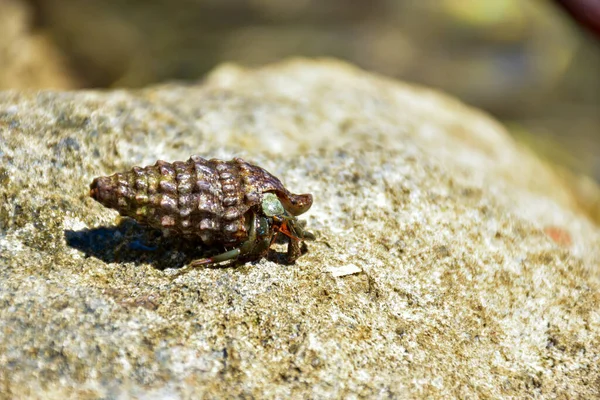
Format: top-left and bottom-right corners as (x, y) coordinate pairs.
(1, 59), (599, 398)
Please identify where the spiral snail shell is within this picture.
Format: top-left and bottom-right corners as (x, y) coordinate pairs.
(90, 156), (314, 266)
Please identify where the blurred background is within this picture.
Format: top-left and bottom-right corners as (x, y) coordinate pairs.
(1, 0), (598, 202)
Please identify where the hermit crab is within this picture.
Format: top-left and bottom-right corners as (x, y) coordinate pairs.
(89, 156), (314, 266)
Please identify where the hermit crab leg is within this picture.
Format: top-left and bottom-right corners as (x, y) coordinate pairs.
(269, 215), (316, 263)
(273, 214), (315, 241)
(285, 220), (315, 241)
(190, 248), (242, 267)
(190, 212), (260, 267)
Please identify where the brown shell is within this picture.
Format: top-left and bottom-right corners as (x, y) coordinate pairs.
(89, 156), (312, 246)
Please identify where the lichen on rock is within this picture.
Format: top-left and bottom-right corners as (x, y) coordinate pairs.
(1, 59), (599, 398)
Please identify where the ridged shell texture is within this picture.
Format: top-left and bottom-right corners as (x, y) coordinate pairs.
(90, 156), (312, 247)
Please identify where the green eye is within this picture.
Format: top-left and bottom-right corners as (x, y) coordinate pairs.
(261, 193), (285, 217)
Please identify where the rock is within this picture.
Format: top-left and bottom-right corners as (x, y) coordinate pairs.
(1, 59), (599, 398)
(0, 0), (76, 89)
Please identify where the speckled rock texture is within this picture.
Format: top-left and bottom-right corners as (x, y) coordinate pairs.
(1, 59), (599, 399)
